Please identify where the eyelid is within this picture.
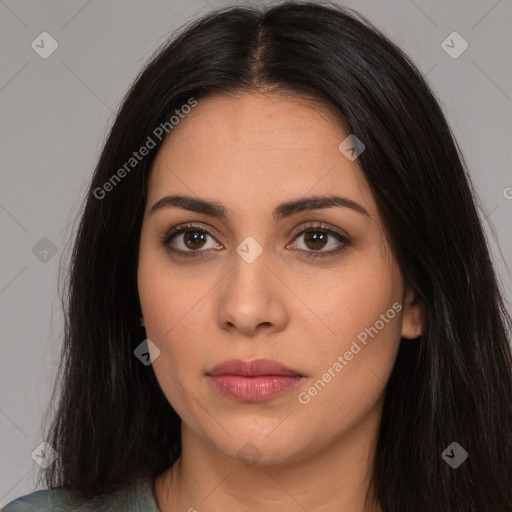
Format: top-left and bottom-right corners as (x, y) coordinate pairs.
(160, 221), (350, 257)
(288, 221), (350, 243)
(159, 222), (224, 253)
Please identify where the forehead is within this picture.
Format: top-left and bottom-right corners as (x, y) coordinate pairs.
(159, 91), (345, 155)
(147, 92), (374, 215)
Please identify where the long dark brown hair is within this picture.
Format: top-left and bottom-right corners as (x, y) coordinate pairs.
(39, 2), (512, 510)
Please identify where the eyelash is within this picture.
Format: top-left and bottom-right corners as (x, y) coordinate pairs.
(159, 222), (351, 260)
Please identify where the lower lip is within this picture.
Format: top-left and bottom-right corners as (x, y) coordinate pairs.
(209, 375), (303, 402)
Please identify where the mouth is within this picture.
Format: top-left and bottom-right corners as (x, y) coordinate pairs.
(206, 358), (305, 402)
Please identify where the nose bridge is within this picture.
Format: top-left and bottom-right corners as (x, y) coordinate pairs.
(227, 241), (274, 305)
(216, 239), (288, 334)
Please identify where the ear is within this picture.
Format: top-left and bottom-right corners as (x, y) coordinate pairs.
(401, 286), (424, 339)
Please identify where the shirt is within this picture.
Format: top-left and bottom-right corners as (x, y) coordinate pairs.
(1, 477), (160, 512)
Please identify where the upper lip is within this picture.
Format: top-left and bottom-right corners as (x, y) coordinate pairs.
(207, 358), (303, 377)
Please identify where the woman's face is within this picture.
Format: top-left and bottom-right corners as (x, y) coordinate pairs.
(137, 91), (421, 466)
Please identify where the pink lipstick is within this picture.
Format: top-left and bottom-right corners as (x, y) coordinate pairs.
(207, 358), (304, 402)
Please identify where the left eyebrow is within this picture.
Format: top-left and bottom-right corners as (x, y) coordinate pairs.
(273, 195), (369, 221)
(149, 194), (370, 221)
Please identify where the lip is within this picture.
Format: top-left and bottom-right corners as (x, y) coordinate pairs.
(208, 358), (302, 377)
(207, 358), (304, 402)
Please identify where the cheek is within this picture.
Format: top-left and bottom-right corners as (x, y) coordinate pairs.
(137, 245), (216, 377)
(314, 252), (401, 344)
(138, 263), (207, 427)
(298, 256), (402, 419)
(297, 309), (401, 442)
(139, 275), (206, 370)
(138, 242), (205, 340)
(138, 267), (187, 404)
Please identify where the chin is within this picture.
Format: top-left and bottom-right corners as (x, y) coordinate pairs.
(206, 426), (315, 468)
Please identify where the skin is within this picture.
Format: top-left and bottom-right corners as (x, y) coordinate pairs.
(137, 91), (423, 512)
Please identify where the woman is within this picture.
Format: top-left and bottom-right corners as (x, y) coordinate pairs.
(3, 2), (511, 511)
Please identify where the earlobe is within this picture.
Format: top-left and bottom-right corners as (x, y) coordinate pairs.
(400, 287), (424, 339)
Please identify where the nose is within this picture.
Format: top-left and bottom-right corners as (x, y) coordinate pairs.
(216, 250), (289, 338)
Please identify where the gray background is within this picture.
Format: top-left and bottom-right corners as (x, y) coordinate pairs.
(1, 0), (511, 505)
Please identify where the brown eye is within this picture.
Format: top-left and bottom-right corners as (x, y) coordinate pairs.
(161, 224), (223, 257)
(181, 229), (208, 250)
(303, 231), (329, 251)
(288, 224), (350, 259)
(161, 222), (350, 260)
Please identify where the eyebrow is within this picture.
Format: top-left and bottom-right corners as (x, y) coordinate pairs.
(149, 193), (369, 221)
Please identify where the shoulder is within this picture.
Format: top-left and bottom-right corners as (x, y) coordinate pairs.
(1, 477), (159, 512)
(1, 487), (87, 511)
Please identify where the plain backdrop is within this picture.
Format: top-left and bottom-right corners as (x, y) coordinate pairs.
(1, 0), (511, 505)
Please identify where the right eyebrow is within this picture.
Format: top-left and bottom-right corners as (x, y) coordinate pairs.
(149, 193), (369, 221)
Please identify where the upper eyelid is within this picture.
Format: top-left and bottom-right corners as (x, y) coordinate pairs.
(165, 222), (222, 243)
(289, 221), (349, 241)
(164, 221), (348, 246)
